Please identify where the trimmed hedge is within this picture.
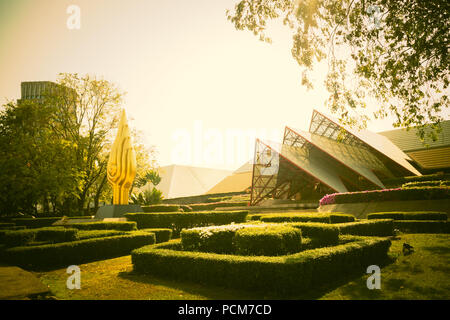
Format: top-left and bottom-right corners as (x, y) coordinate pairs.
(260, 213), (330, 223)
(1, 231), (155, 270)
(367, 211), (448, 221)
(125, 211), (248, 235)
(77, 230), (127, 240)
(234, 225), (302, 256)
(67, 221), (137, 231)
(259, 213), (355, 224)
(289, 223), (340, 245)
(180, 205), (193, 212)
(393, 220), (450, 233)
(140, 228), (172, 243)
(188, 202), (248, 211)
(142, 204), (181, 212)
(319, 187), (450, 205)
(335, 219), (394, 236)
(1, 227), (79, 247)
(11, 218), (61, 228)
(132, 237), (391, 295)
(0, 223), (15, 229)
(402, 180), (449, 188)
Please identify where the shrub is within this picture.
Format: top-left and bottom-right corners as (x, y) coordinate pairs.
(2, 231), (155, 270)
(142, 204), (180, 212)
(289, 223), (339, 245)
(125, 211), (248, 236)
(132, 237), (391, 295)
(319, 187), (450, 206)
(188, 202), (248, 211)
(68, 221), (137, 231)
(402, 180), (449, 188)
(0, 223), (15, 229)
(336, 219), (394, 236)
(260, 213), (330, 223)
(11, 218), (61, 228)
(329, 213), (356, 223)
(234, 225), (302, 256)
(367, 211), (447, 221)
(0, 227), (79, 247)
(77, 230), (127, 240)
(181, 224), (260, 253)
(179, 205), (193, 212)
(393, 221), (450, 233)
(140, 228), (172, 243)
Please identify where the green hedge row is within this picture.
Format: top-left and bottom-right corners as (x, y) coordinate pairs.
(393, 221), (450, 233)
(319, 187), (450, 205)
(132, 237), (391, 295)
(0, 223), (15, 229)
(142, 205), (181, 212)
(367, 211), (447, 221)
(180, 205), (193, 212)
(234, 225), (302, 256)
(11, 218), (61, 228)
(67, 221), (137, 231)
(335, 220), (394, 236)
(402, 180), (449, 188)
(1, 227), (79, 247)
(188, 202), (248, 211)
(1, 231), (155, 270)
(77, 230), (127, 240)
(289, 223), (340, 245)
(181, 224), (251, 253)
(259, 213), (355, 224)
(125, 211), (248, 235)
(140, 228), (173, 243)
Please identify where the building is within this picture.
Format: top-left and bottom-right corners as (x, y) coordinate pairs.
(206, 161), (253, 194)
(249, 109), (436, 205)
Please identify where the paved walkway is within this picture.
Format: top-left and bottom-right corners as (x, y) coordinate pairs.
(0, 265), (50, 299)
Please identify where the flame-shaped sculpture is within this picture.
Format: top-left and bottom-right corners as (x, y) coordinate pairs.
(107, 109), (137, 205)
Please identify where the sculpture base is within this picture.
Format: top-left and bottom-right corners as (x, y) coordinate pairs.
(95, 204), (143, 219)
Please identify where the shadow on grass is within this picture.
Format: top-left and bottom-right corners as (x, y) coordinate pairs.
(117, 256), (398, 300)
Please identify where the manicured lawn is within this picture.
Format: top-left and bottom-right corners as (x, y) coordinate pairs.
(34, 234), (450, 300)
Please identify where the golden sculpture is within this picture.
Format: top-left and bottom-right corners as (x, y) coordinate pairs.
(107, 109), (137, 205)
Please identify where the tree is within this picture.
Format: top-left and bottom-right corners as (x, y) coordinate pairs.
(227, 0), (449, 141)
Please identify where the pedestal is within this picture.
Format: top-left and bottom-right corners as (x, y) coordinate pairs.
(95, 204), (143, 219)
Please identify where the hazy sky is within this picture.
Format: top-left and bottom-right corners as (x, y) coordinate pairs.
(0, 0), (423, 171)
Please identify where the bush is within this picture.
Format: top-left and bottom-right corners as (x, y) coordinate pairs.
(142, 204), (180, 212)
(132, 237), (391, 295)
(402, 180), (449, 188)
(260, 213), (330, 223)
(1, 227), (79, 247)
(181, 224), (260, 253)
(77, 230), (127, 240)
(367, 211), (447, 221)
(2, 231), (155, 270)
(329, 213), (356, 224)
(393, 221), (450, 233)
(319, 187), (450, 206)
(336, 219), (394, 236)
(0, 223), (15, 229)
(179, 205), (193, 212)
(140, 228), (172, 243)
(234, 225), (302, 256)
(125, 211), (248, 236)
(289, 223), (339, 245)
(188, 202), (248, 211)
(11, 218), (61, 228)
(68, 221), (137, 231)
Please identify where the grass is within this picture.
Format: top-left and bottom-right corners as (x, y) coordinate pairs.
(33, 233), (450, 300)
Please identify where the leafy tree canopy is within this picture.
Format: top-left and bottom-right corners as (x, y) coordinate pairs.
(227, 0), (449, 141)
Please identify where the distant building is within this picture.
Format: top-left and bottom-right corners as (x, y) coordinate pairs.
(249, 110), (449, 205)
(206, 161), (253, 194)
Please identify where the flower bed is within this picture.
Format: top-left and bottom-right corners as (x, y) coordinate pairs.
(319, 187), (450, 206)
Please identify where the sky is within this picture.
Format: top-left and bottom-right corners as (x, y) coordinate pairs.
(0, 0), (431, 171)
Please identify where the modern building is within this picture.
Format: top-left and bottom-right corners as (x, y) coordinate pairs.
(145, 164), (232, 199)
(249, 109), (438, 205)
(206, 161), (253, 194)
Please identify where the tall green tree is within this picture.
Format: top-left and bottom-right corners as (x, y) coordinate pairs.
(227, 0), (449, 140)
